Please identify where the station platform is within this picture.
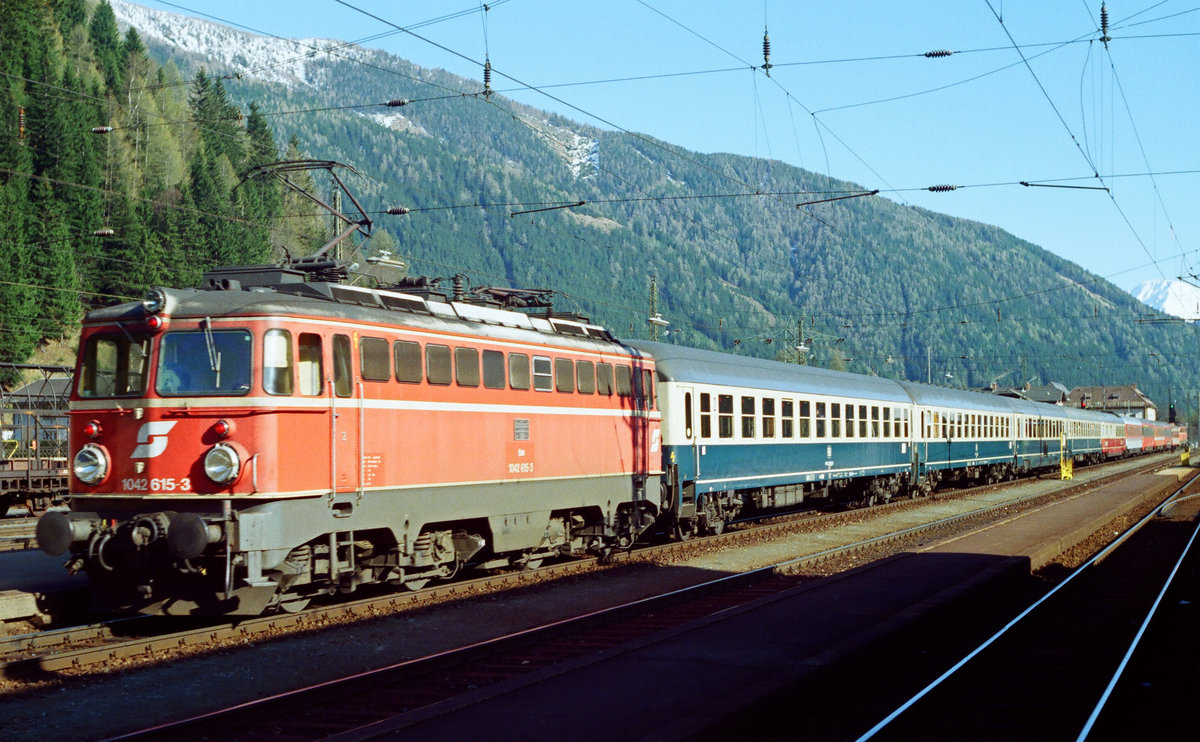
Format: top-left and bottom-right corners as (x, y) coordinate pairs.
(364, 467), (1191, 741)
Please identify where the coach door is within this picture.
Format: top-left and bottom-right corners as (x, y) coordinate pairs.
(680, 386), (700, 480)
(330, 333), (360, 501)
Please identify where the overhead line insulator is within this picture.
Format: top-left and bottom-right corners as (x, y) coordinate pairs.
(18, 106), (25, 140)
(385, 99), (410, 108)
(386, 206), (410, 215)
(924, 49), (953, 58)
(1100, 2), (1111, 48)
(91, 126), (114, 134)
(927, 184), (958, 192)
(483, 57), (492, 98)
(762, 29), (772, 76)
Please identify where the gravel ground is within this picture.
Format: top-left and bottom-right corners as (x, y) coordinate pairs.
(0, 455), (1182, 742)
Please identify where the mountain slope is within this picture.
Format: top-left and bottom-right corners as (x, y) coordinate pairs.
(110, 0), (1200, 412)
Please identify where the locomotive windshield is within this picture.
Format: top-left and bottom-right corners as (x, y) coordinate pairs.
(156, 330), (253, 396)
(78, 332), (150, 398)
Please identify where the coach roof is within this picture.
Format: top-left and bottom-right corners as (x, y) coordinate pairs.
(629, 341), (910, 403)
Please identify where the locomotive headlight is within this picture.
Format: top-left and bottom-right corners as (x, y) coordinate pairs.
(142, 287), (167, 314)
(203, 443), (242, 484)
(73, 444), (109, 485)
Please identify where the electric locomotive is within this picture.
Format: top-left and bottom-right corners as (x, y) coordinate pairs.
(37, 265), (661, 615)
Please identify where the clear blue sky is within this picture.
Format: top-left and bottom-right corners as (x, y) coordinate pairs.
(146, 0), (1200, 294)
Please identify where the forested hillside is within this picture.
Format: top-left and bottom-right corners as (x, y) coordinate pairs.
(3, 0), (1199, 419)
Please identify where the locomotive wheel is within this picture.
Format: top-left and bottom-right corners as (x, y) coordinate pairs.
(523, 558), (544, 570)
(402, 579), (429, 591)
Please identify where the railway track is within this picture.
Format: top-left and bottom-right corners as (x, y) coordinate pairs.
(0, 454), (1176, 682)
(76, 457), (1185, 741)
(0, 518), (36, 553)
(855, 469), (1200, 741)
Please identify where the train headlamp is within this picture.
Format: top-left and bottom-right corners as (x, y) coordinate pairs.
(203, 443), (241, 485)
(142, 287), (167, 314)
(73, 444), (109, 485)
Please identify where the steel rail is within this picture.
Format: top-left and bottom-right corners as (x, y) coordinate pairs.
(856, 467), (1200, 741)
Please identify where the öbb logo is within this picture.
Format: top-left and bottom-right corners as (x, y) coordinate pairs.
(130, 421), (177, 459)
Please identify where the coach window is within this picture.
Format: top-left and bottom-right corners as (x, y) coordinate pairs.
(509, 353), (530, 390)
(555, 358), (575, 393)
(483, 350), (506, 389)
(360, 337), (390, 382)
(576, 360), (596, 394)
(815, 402), (826, 438)
(781, 400), (794, 438)
(426, 344), (452, 386)
(597, 363), (614, 395)
(533, 356), (554, 392)
(298, 333), (323, 395)
(861, 405), (869, 438)
(333, 334), (352, 397)
(831, 403), (841, 438)
(741, 396), (756, 438)
(718, 394), (734, 438)
(394, 340), (422, 383)
(762, 398), (776, 438)
(700, 393), (712, 438)
(845, 404), (855, 438)
(800, 400), (811, 438)
(903, 409), (910, 438)
(880, 407), (889, 438)
(455, 348), (480, 387)
(263, 329), (293, 396)
(615, 365), (632, 397)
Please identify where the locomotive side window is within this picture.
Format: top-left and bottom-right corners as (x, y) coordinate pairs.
(642, 370), (655, 409)
(762, 398), (775, 438)
(333, 334), (352, 397)
(157, 330), (251, 396)
(555, 358), (575, 393)
(359, 337), (390, 382)
(799, 400), (811, 438)
(80, 332), (150, 398)
(533, 356), (554, 392)
(263, 329), (293, 395)
(482, 350), (506, 389)
(700, 393), (712, 438)
(718, 394), (734, 438)
(394, 341), (422, 383)
(615, 365), (632, 397)
(426, 344), (452, 386)
(781, 399), (794, 438)
(509, 353), (531, 390)
(298, 333), (323, 395)
(455, 347), (480, 387)
(596, 363), (614, 395)
(576, 361), (596, 394)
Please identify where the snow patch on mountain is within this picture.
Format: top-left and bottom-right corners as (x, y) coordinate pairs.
(359, 111), (430, 138)
(111, 0), (357, 88)
(1134, 279), (1200, 320)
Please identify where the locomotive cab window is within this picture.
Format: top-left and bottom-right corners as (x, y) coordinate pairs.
(157, 329), (251, 396)
(299, 333), (323, 395)
(80, 332), (150, 398)
(333, 334), (352, 397)
(263, 329), (293, 395)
